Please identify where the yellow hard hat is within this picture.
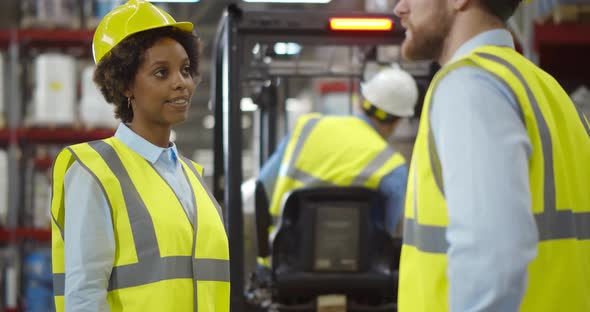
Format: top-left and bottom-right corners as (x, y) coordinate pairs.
(92, 0), (194, 64)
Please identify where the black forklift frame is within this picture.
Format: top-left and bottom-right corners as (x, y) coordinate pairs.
(210, 5), (406, 310)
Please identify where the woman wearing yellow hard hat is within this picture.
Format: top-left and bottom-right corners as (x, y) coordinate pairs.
(50, 1), (230, 311)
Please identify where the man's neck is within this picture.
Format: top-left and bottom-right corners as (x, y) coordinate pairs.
(438, 8), (504, 65)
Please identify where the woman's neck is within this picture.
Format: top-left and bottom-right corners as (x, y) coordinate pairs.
(128, 122), (171, 148)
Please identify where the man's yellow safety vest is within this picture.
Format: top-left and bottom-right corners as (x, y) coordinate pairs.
(398, 45), (590, 311)
(270, 114), (406, 219)
(51, 137), (230, 312)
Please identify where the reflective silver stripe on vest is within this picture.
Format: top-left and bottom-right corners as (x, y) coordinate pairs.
(285, 117), (321, 179)
(54, 141), (229, 298)
(54, 273), (65, 296)
(427, 130), (445, 196)
(476, 52), (559, 218)
(291, 168), (335, 186)
(53, 145), (120, 295)
(404, 218), (448, 254)
(53, 258), (231, 296)
(287, 117), (396, 188)
(185, 158), (201, 312)
(350, 147), (397, 186)
(285, 117), (336, 186)
(88, 141), (161, 259)
(405, 52), (590, 254)
(109, 256), (194, 290)
(193, 258), (231, 282)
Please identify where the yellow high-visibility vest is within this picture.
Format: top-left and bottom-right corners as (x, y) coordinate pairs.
(51, 137), (230, 312)
(270, 114), (406, 218)
(399, 45), (590, 312)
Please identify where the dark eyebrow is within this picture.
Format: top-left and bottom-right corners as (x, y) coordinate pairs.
(148, 60), (168, 70)
(149, 57), (190, 68)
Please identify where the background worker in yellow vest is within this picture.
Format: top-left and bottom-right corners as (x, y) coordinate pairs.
(394, 0), (590, 311)
(50, 1), (230, 311)
(258, 66), (419, 240)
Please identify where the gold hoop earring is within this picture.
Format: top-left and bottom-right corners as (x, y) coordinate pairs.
(128, 97), (132, 109)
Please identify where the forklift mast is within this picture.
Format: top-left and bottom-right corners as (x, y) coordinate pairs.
(210, 5), (408, 310)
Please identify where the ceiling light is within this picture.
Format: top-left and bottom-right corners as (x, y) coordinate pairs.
(274, 42), (302, 55)
(329, 17), (393, 31)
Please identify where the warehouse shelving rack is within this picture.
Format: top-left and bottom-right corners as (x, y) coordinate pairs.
(0, 27), (114, 311)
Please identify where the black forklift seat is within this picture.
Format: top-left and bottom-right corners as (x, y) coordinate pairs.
(260, 186), (398, 310)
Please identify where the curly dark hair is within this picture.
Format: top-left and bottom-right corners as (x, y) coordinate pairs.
(93, 26), (200, 123)
(481, 0), (522, 21)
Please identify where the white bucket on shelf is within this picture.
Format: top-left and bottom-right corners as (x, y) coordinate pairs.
(30, 53), (76, 126)
(0, 150), (6, 226)
(79, 65), (118, 128)
(20, 0), (80, 29)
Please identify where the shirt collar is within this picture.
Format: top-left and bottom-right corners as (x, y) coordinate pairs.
(449, 28), (515, 63)
(114, 123), (177, 164)
(356, 113), (378, 132)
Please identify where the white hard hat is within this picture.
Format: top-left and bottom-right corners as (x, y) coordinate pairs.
(361, 64), (419, 117)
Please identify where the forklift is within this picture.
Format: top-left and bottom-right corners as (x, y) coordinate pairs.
(210, 4), (436, 311)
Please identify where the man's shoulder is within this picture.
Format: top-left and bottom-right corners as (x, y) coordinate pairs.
(433, 64), (517, 112)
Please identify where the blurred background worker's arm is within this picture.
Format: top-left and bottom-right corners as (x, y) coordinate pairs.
(258, 137), (289, 203)
(431, 65), (538, 311)
(377, 162), (407, 234)
(64, 162), (114, 312)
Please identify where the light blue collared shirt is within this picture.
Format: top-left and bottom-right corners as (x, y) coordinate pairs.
(63, 123), (194, 312)
(258, 114), (408, 234)
(430, 29), (538, 311)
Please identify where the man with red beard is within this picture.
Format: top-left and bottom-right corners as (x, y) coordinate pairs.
(393, 0), (590, 312)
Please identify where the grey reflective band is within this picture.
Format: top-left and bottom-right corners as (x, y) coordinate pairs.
(427, 130), (444, 196)
(403, 218), (448, 254)
(88, 141), (160, 260)
(287, 117), (396, 188)
(53, 257), (231, 296)
(535, 210), (590, 240)
(64, 147), (117, 239)
(290, 168), (334, 186)
(193, 258), (231, 282)
(184, 158), (201, 312)
(476, 52), (559, 214)
(285, 117), (337, 186)
(285, 117), (321, 178)
(53, 273), (65, 296)
(180, 156), (230, 312)
(109, 256), (193, 290)
(481, 53), (590, 240)
(405, 52), (590, 254)
(350, 147), (397, 186)
(54, 141), (229, 299)
(181, 156), (225, 223)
